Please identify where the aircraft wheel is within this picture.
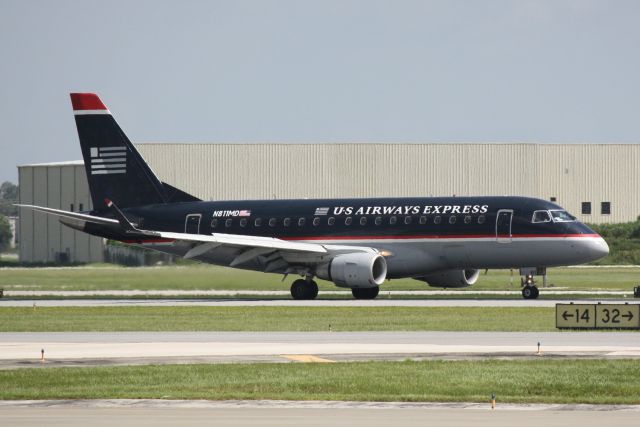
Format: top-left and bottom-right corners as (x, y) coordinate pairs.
(352, 286), (379, 300)
(306, 280), (319, 300)
(290, 279), (318, 300)
(522, 285), (539, 300)
(532, 286), (540, 299)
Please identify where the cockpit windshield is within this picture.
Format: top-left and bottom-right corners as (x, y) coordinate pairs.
(549, 210), (576, 222)
(532, 210), (552, 223)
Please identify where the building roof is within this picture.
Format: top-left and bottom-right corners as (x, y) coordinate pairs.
(18, 160), (84, 168)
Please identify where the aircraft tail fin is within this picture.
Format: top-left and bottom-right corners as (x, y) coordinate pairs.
(70, 93), (200, 211)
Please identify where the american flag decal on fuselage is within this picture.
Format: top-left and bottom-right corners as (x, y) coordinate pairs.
(90, 146), (127, 175)
(314, 207), (330, 216)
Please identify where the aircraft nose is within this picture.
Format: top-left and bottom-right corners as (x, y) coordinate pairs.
(588, 236), (609, 260)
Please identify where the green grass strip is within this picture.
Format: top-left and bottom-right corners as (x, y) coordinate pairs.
(2, 360), (639, 404)
(0, 306), (555, 332)
(1, 265), (638, 291)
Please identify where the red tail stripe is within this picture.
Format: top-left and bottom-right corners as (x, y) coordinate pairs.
(70, 93), (108, 111)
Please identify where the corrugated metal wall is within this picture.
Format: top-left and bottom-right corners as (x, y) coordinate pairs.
(138, 143), (634, 224)
(18, 143), (637, 263)
(18, 164), (104, 263)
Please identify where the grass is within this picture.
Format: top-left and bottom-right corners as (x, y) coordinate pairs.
(0, 306), (557, 332)
(1, 264), (639, 292)
(1, 360), (639, 404)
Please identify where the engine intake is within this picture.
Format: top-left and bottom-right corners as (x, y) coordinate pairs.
(316, 253), (387, 288)
(416, 269), (480, 288)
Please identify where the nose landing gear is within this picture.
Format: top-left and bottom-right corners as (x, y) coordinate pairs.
(520, 267), (546, 299)
(521, 281), (539, 299)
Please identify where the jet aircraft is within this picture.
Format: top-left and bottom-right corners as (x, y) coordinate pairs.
(18, 93), (610, 300)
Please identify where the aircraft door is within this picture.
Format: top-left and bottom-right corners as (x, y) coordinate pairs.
(185, 214), (202, 234)
(496, 209), (513, 243)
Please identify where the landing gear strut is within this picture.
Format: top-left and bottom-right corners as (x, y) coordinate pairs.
(290, 279), (318, 300)
(351, 286), (379, 300)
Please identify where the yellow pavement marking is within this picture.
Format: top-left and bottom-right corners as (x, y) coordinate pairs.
(281, 354), (335, 363)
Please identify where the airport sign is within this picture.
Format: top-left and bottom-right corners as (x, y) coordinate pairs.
(556, 303), (640, 329)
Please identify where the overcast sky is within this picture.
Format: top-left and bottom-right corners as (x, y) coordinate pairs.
(1, 0), (639, 183)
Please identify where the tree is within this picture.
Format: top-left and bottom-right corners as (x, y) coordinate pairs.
(0, 182), (18, 201)
(0, 215), (11, 252)
(0, 181), (18, 216)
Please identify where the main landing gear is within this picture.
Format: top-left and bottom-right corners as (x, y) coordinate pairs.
(289, 279), (381, 300)
(351, 287), (380, 300)
(290, 278), (318, 300)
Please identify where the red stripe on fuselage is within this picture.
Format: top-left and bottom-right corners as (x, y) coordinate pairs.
(122, 238), (175, 244)
(281, 233), (600, 241)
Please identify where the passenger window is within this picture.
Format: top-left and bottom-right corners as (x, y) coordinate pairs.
(375, 216), (382, 226)
(360, 217), (367, 226)
(283, 218), (291, 227)
(313, 217), (320, 226)
(532, 210), (552, 223)
(434, 216), (442, 224)
(478, 215), (485, 224)
(464, 215), (471, 224)
(449, 216), (456, 224)
(345, 216), (353, 226)
(419, 216), (427, 225)
(240, 218), (247, 227)
(298, 217), (306, 227)
(269, 218), (277, 227)
(255, 218), (262, 227)
(211, 218), (219, 228)
(328, 217), (335, 226)
(389, 216), (397, 225)
(404, 216), (412, 225)
(225, 218), (233, 227)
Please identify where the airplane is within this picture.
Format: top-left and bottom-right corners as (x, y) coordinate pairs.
(18, 93), (610, 300)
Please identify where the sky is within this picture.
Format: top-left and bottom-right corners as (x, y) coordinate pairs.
(1, 0), (639, 183)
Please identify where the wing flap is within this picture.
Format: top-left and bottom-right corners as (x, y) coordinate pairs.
(156, 231), (328, 254)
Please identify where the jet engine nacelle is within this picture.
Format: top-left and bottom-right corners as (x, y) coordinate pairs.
(417, 269), (480, 288)
(316, 253), (387, 288)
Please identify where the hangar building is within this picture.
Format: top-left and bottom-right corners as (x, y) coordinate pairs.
(18, 143), (637, 263)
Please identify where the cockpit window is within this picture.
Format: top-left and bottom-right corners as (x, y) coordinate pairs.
(532, 210), (552, 223)
(550, 210), (576, 222)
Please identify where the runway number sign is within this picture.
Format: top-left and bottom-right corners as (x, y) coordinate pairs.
(556, 304), (640, 329)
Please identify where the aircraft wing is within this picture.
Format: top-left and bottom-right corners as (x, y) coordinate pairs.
(155, 231), (328, 255)
(135, 230), (378, 273)
(17, 203), (378, 274)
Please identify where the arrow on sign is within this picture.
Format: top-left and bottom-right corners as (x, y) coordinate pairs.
(562, 311), (574, 321)
(621, 311), (634, 321)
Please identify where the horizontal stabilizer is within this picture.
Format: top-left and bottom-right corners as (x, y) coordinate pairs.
(15, 204), (119, 226)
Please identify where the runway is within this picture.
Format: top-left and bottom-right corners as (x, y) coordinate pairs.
(1, 400), (639, 427)
(1, 331), (638, 368)
(1, 298), (636, 307)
